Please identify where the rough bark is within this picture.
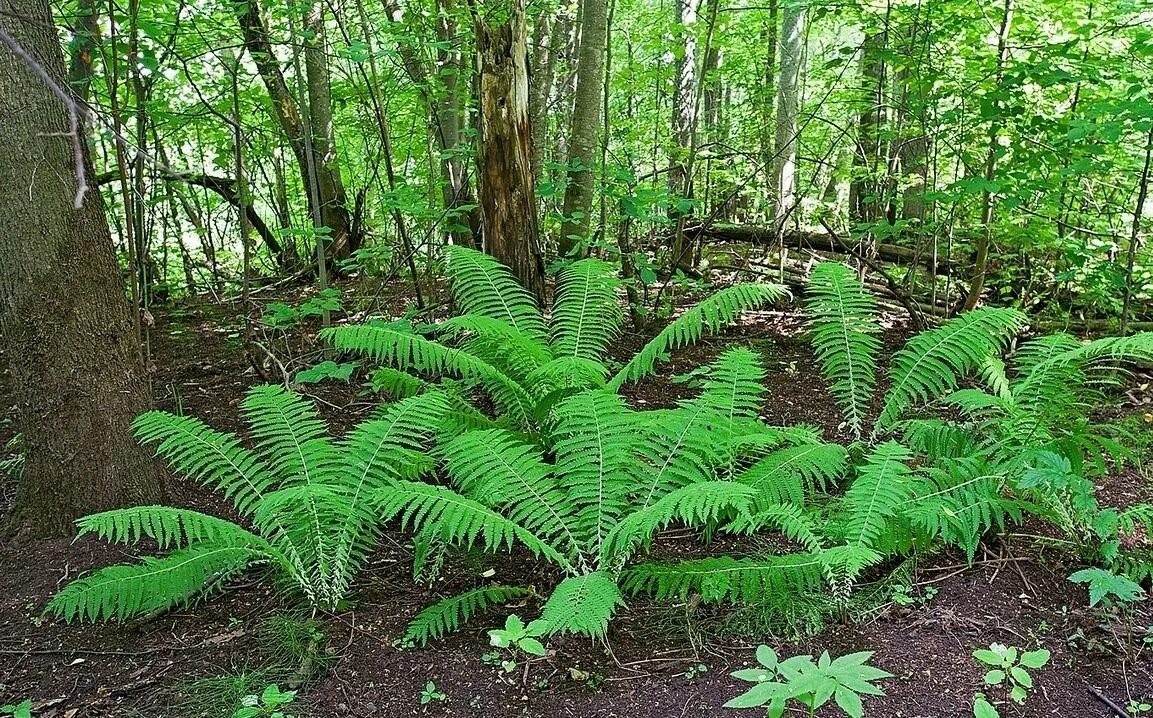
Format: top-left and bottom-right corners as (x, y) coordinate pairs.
(236, 0), (356, 261)
(476, 0), (546, 302)
(558, 0), (609, 255)
(0, 0), (164, 535)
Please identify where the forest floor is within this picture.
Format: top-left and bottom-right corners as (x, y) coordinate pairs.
(2, 282), (1153, 718)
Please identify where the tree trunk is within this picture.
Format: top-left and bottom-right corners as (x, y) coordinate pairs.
(236, 0), (356, 262)
(66, 0), (99, 104)
(963, 0), (1014, 311)
(667, 0), (701, 268)
(476, 0), (546, 302)
(771, 1), (804, 238)
(849, 30), (887, 226)
(0, 0), (164, 535)
(529, 6), (569, 186)
(558, 0), (609, 256)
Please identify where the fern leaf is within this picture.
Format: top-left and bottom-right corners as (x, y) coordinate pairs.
(441, 429), (583, 557)
(875, 307), (1026, 432)
(132, 411), (273, 516)
(539, 572), (624, 639)
(75, 507), (268, 551)
(601, 481), (757, 565)
(805, 262), (882, 439)
(443, 245), (548, 341)
(321, 324), (534, 424)
(608, 283), (788, 390)
(550, 258), (624, 361)
(734, 443), (847, 507)
(621, 555), (827, 604)
(842, 442), (916, 551)
(47, 544), (259, 623)
(403, 586), (533, 646)
(374, 480), (574, 571)
(726, 503), (825, 553)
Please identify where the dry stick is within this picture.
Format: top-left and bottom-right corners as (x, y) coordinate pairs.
(0, 28), (88, 209)
(1089, 686), (1133, 718)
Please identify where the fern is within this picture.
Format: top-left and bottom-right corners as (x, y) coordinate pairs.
(875, 307), (1026, 432)
(402, 585), (533, 646)
(735, 443), (847, 507)
(550, 258), (624, 361)
(608, 283), (788, 390)
(443, 245), (548, 341)
(48, 544), (260, 623)
(805, 262), (882, 439)
(842, 442), (916, 553)
(621, 555), (828, 604)
(539, 572), (624, 639)
(51, 385), (446, 622)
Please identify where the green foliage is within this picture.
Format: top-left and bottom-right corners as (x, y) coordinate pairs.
(487, 613), (550, 656)
(403, 586), (533, 646)
(725, 646), (892, 718)
(233, 684), (296, 718)
(806, 262), (881, 439)
(1068, 568), (1145, 607)
(0, 700), (33, 718)
(48, 387), (451, 622)
(972, 643), (1049, 705)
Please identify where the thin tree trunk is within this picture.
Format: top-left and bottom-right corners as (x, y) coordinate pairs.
(849, 30), (887, 226)
(771, 1), (805, 239)
(530, 5), (569, 186)
(236, 0), (356, 262)
(558, 0), (609, 256)
(667, 0), (702, 269)
(1120, 122), (1153, 336)
(476, 0), (546, 302)
(0, 0), (164, 535)
(962, 0), (1014, 311)
(66, 0), (99, 104)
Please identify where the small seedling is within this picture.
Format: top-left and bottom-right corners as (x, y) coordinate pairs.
(1, 700), (33, 718)
(420, 681), (446, 705)
(1068, 568), (1145, 607)
(725, 645), (892, 718)
(683, 663), (708, 680)
(233, 684), (296, 718)
(488, 613), (549, 668)
(1128, 698), (1153, 715)
(972, 643), (1049, 705)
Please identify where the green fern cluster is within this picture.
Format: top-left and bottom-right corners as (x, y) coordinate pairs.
(804, 260), (1153, 579)
(322, 246), (788, 430)
(392, 346), (853, 643)
(49, 386), (450, 621)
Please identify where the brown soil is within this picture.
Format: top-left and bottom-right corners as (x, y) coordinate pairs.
(1, 290), (1151, 718)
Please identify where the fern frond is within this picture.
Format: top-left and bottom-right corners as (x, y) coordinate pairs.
(443, 245), (548, 341)
(242, 385), (342, 486)
(75, 507), (268, 551)
(551, 258), (624, 362)
(805, 262), (881, 439)
(539, 572), (624, 639)
(47, 544), (260, 623)
(726, 503), (825, 554)
(901, 419), (978, 460)
(370, 367), (430, 398)
(693, 347), (767, 449)
(621, 555), (827, 604)
(403, 586), (533, 646)
(905, 457), (1011, 561)
(734, 443), (847, 507)
(132, 410), (273, 516)
(875, 307), (1026, 432)
(608, 283), (788, 390)
(438, 314), (552, 384)
(601, 482), (757, 564)
(441, 430), (582, 557)
(842, 442), (916, 551)
(321, 324), (534, 424)
(374, 480), (573, 571)
(551, 391), (637, 554)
